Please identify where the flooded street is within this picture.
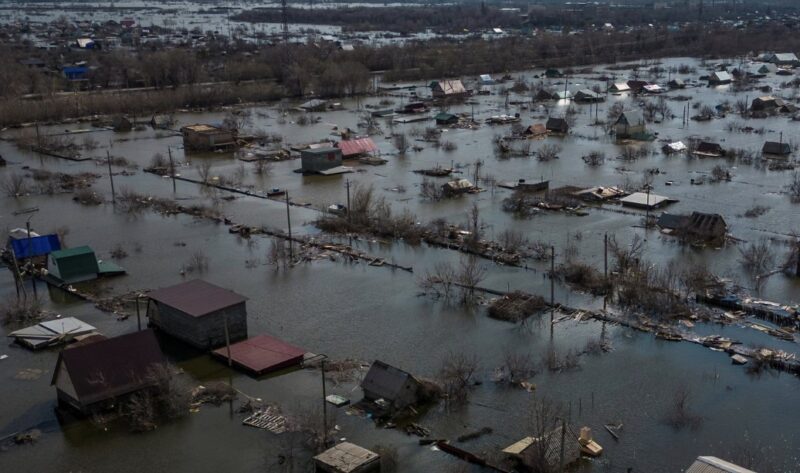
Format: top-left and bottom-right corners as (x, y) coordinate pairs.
(1, 56), (800, 472)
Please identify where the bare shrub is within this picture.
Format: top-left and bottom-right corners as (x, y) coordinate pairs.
(739, 239), (775, 276)
(2, 173), (28, 197)
(582, 151), (606, 166)
(743, 205), (770, 218)
(788, 171), (800, 202)
(184, 251), (209, 273)
(197, 161), (213, 183)
(123, 363), (192, 432)
(498, 229), (528, 253)
(2, 298), (44, 325)
(498, 351), (538, 384)
(663, 385), (703, 430)
(536, 144), (561, 162)
(73, 188), (103, 205)
(419, 178), (443, 201)
(441, 140), (457, 152)
(456, 256), (486, 303)
(110, 243), (129, 260)
(253, 159), (272, 176)
(439, 351), (479, 403)
(150, 152), (168, 170)
(418, 261), (457, 299)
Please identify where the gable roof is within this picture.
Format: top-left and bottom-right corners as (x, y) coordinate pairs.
(361, 360), (418, 401)
(763, 141), (791, 155)
(616, 110), (645, 126)
(148, 279), (247, 317)
(434, 79), (467, 95)
(52, 329), (165, 405)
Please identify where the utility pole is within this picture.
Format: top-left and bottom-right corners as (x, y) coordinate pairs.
(559, 417), (566, 472)
(223, 314), (232, 367)
(285, 191), (293, 262)
(106, 150), (116, 204)
(281, 0), (289, 45)
(135, 294), (142, 331)
(321, 358), (328, 447)
(168, 148), (176, 193)
(26, 219), (37, 297)
(604, 233), (608, 278)
(345, 179), (351, 223)
(550, 245), (555, 331)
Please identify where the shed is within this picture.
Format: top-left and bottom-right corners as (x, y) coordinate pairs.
(768, 53), (800, 67)
(9, 317), (97, 350)
(51, 329), (165, 414)
(435, 112), (459, 125)
(626, 80), (649, 93)
(314, 442), (380, 473)
(757, 63), (779, 74)
(361, 360), (422, 411)
(431, 80), (468, 99)
(545, 117), (569, 134)
(112, 115), (132, 132)
(709, 71), (733, 84)
(620, 192), (675, 209)
(614, 110), (646, 138)
(337, 138), (378, 158)
(524, 124), (547, 137)
(544, 68), (563, 78)
(62, 66), (88, 81)
(9, 233), (60, 260)
(643, 84), (664, 94)
(147, 279), (248, 350)
(686, 456), (754, 473)
(479, 74), (495, 85)
(662, 141), (687, 154)
(299, 99), (328, 112)
(301, 147), (344, 174)
(49, 246), (101, 284)
(762, 141), (791, 156)
(502, 425), (581, 471)
(181, 124), (236, 152)
(212, 334), (305, 376)
(574, 89), (604, 103)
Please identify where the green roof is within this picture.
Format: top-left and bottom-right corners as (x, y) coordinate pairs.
(51, 246), (95, 259)
(435, 112), (457, 121)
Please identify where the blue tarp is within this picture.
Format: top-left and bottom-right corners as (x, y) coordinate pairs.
(11, 234), (61, 259)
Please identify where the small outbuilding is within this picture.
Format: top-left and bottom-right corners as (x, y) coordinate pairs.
(314, 442), (380, 473)
(574, 89), (605, 103)
(361, 360), (422, 412)
(751, 95), (785, 112)
(434, 112), (459, 125)
(147, 279), (248, 350)
(337, 138), (378, 159)
(694, 141), (725, 157)
(609, 82), (630, 93)
(301, 147), (344, 174)
(181, 124), (236, 152)
(441, 178), (476, 196)
(708, 71), (733, 84)
(48, 246), (124, 284)
(620, 192), (675, 209)
(51, 329), (165, 414)
(212, 334), (306, 376)
(502, 425), (581, 472)
(668, 78), (686, 89)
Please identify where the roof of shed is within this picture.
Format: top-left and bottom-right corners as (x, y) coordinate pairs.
(338, 138), (378, 157)
(686, 456), (755, 473)
(314, 442), (379, 473)
(148, 279), (247, 317)
(212, 334), (305, 376)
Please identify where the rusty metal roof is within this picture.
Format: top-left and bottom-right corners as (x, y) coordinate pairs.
(148, 279), (247, 317)
(212, 334), (305, 376)
(686, 457), (754, 473)
(51, 329), (164, 405)
(337, 138), (378, 157)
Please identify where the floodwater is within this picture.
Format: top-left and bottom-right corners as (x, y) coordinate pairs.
(1, 56), (800, 472)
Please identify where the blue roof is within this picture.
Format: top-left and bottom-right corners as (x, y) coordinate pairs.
(11, 234), (61, 259)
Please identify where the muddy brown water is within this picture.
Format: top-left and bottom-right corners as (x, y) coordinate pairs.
(1, 57), (799, 472)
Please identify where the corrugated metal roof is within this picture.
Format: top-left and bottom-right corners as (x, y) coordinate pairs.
(314, 442), (379, 473)
(337, 138), (377, 157)
(52, 329), (165, 405)
(361, 360), (415, 401)
(148, 279), (247, 318)
(686, 456), (755, 473)
(212, 334), (305, 376)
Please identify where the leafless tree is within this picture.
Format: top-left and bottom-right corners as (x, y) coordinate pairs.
(393, 133), (409, 155)
(439, 351), (479, 403)
(787, 171), (800, 202)
(2, 173), (27, 197)
(536, 144), (561, 162)
(196, 160), (213, 183)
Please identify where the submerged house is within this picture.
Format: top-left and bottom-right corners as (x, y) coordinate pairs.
(147, 279), (248, 350)
(708, 71), (733, 85)
(434, 112), (459, 126)
(751, 95), (785, 112)
(502, 426), (581, 472)
(613, 110), (646, 139)
(181, 124), (236, 152)
(431, 80), (468, 99)
(301, 146), (344, 174)
(573, 89), (604, 103)
(694, 141), (725, 157)
(51, 329), (165, 414)
(668, 78), (686, 89)
(658, 212), (727, 243)
(609, 82), (630, 93)
(360, 360), (422, 412)
(762, 141), (791, 156)
(442, 178), (476, 196)
(337, 137), (378, 159)
(545, 117), (569, 134)
(7, 230), (60, 263)
(766, 53), (800, 67)
(314, 442), (381, 473)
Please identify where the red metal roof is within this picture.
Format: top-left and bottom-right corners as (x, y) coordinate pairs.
(148, 279), (247, 318)
(337, 137), (378, 157)
(213, 334), (306, 376)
